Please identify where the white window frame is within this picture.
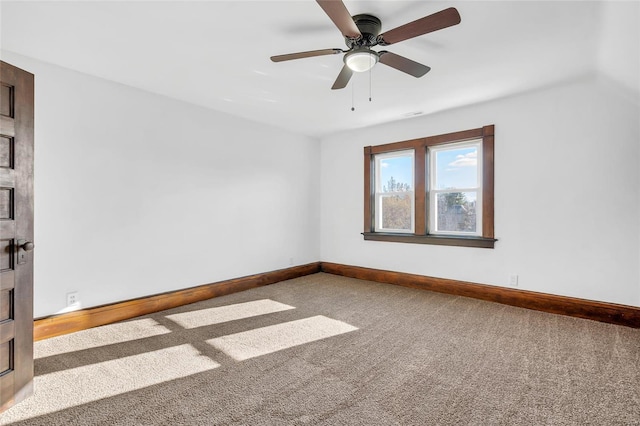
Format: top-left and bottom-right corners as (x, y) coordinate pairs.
(428, 140), (483, 236)
(374, 150), (415, 233)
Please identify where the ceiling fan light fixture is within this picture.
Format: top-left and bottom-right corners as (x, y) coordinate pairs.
(345, 49), (378, 72)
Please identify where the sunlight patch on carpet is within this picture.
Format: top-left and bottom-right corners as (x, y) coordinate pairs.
(207, 315), (358, 361)
(0, 344), (219, 424)
(166, 299), (295, 329)
(34, 318), (172, 359)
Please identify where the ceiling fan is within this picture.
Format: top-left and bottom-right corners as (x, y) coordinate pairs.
(270, 0), (461, 90)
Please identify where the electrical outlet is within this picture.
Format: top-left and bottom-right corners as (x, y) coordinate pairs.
(509, 275), (519, 287)
(67, 292), (80, 307)
(289, 257), (294, 266)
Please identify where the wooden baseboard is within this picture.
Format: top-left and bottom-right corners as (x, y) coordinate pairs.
(320, 262), (640, 328)
(34, 260), (639, 341)
(34, 262), (321, 341)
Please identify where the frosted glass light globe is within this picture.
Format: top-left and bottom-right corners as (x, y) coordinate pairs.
(345, 50), (378, 72)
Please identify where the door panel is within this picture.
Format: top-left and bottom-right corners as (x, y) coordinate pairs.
(0, 85), (11, 117)
(0, 136), (13, 169)
(0, 190), (13, 220)
(0, 61), (34, 413)
(0, 342), (10, 373)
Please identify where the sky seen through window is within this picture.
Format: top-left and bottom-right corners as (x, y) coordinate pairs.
(380, 146), (478, 197)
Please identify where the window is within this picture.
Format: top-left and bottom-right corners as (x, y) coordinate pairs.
(430, 140), (481, 236)
(374, 150), (414, 233)
(363, 125), (496, 248)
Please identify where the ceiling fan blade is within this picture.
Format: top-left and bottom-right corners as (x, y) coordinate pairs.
(331, 65), (353, 90)
(377, 7), (461, 46)
(316, 0), (362, 39)
(378, 51), (431, 78)
(271, 48), (343, 62)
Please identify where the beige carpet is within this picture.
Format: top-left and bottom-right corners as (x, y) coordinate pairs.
(1, 273), (639, 425)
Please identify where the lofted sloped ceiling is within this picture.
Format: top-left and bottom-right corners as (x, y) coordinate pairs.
(1, 1), (638, 138)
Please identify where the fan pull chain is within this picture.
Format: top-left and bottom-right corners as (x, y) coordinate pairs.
(351, 80), (355, 111)
(369, 66), (372, 102)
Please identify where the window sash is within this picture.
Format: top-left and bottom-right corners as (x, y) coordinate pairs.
(430, 190), (481, 235)
(428, 140), (483, 236)
(373, 150), (415, 233)
(375, 192), (415, 233)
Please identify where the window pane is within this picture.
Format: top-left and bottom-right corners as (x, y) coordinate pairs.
(381, 194), (412, 230)
(375, 150), (414, 233)
(379, 154), (413, 192)
(436, 192), (477, 233)
(434, 145), (478, 189)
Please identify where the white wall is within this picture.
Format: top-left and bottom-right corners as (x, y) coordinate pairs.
(1, 52), (320, 318)
(596, 1), (640, 100)
(320, 75), (640, 307)
(3, 51), (638, 317)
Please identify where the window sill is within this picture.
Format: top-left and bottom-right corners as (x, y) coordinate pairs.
(362, 232), (497, 248)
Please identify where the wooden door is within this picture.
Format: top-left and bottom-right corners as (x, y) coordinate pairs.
(0, 61), (35, 413)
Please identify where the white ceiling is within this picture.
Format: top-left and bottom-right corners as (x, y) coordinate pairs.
(1, 1), (637, 138)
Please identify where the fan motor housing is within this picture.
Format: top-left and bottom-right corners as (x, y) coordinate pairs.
(346, 14), (382, 48)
